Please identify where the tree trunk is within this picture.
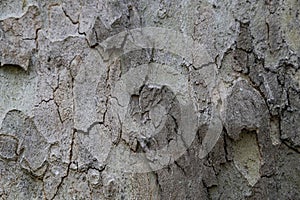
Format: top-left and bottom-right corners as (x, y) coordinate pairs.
(0, 0), (299, 199)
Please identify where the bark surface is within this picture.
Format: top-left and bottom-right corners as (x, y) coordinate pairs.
(0, 0), (300, 199)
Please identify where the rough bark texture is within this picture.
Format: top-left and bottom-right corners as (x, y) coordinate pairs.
(0, 0), (300, 199)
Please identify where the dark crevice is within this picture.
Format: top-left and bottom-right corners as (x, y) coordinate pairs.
(174, 161), (186, 176)
(222, 128), (231, 162)
(75, 121), (104, 135)
(282, 141), (300, 154)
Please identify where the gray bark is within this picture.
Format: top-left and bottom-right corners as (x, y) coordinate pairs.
(0, 0), (299, 199)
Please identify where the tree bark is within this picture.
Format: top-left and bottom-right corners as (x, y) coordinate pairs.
(0, 0), (299, 199)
